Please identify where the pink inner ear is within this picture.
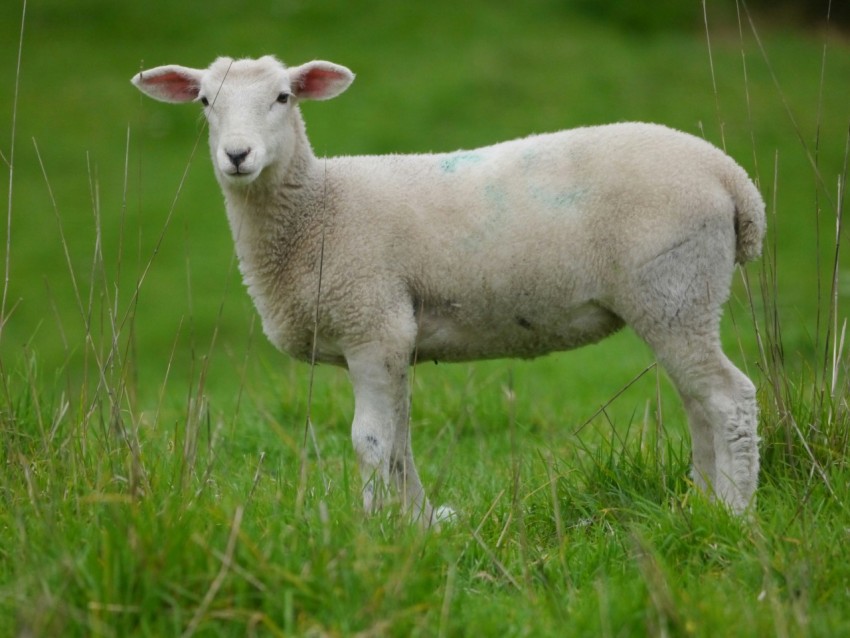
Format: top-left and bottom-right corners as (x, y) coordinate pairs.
(299, 68), (344, 98)
(145, 71), (199, 101)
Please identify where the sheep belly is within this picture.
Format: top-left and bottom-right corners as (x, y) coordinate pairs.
(412, 301), (623, 363)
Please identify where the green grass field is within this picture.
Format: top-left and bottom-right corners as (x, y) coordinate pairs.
(1, 1), (849, 636)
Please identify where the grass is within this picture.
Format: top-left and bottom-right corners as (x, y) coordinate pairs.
(1, 0), (849, 636)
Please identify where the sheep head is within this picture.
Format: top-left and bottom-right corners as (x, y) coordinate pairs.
(132, 56), (354, 187)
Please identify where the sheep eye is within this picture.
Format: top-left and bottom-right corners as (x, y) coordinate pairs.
(276, 92), (289, 105)
(200, 96), (210, 107)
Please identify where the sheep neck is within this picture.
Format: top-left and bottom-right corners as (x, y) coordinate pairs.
(219, 107), (324, 321)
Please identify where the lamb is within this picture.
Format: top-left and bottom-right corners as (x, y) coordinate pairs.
(132, 55), (765, 524)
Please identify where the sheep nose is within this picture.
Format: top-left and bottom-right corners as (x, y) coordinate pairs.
(226, 149), (251, 168)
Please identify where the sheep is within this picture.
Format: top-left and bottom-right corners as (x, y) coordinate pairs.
(132, 55), (765, 525)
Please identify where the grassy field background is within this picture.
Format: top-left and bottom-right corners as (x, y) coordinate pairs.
(1, 0), (849, 636)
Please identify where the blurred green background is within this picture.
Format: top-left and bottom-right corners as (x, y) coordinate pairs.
(0, 0), (847, 407)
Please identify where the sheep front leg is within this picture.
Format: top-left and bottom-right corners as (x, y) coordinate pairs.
(390, 403), (436, 524)
(346, 345), (434, 522)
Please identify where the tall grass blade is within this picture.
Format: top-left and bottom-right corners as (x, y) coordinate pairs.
(0, 0), (26, 347)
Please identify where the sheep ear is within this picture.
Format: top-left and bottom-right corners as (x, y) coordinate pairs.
(132, 65), (204, 103)
(288, 61), (354, 101)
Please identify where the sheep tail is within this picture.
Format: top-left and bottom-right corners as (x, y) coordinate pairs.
(726, 166), (766, 264)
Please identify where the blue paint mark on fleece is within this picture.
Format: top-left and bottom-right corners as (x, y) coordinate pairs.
(529, 186), (586, 211)
(485, 183), (509, 215)
(440, 152), (484, 173)
(459, 183), (510, 250)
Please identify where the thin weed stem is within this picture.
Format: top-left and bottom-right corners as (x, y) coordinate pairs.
(0, 0), (26, 347)
(702, 0), (726, 151)
(739, 0), (833, 210)
(305, 162), (329, 463)
(735, 0), (760, 184)
(297, 159), (331, 514)
(573, 362), (657, 436)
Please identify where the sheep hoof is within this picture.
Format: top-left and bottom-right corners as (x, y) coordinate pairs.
(431, 505), (458, 527)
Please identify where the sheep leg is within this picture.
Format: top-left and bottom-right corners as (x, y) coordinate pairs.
(682, 394), (716, 491)
(389, 412), (437, 524)
(624, 219), (758, 512)
(347, 347), (401, 513)
(657, 342), (759, 513)
(696, 357), (759, 511)
(346, 344), (435, 523)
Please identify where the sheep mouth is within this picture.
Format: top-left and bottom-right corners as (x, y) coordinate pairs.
(220, 166), (260, 184)
(226, 167), (255, 177)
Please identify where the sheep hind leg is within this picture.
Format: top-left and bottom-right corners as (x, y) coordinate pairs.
(654, 338), (759, 513)
(622, 217), (758, 512)
(682, 394), (716, 492)
(703, 358), (759, 512)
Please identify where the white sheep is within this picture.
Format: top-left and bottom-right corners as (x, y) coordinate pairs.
(132, 55), (765, 524)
